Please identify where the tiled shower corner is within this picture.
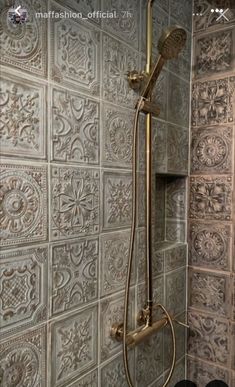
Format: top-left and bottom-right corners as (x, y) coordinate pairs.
(0, 0), (192, 386)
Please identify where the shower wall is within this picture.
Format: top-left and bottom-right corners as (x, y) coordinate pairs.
(0, 1), (191, 387)
(187, 1), (235, 385)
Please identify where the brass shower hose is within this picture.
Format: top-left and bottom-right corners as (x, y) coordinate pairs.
(123, 97), (176, 387)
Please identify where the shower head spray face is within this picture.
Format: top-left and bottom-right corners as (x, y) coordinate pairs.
(157, 25), (187, 60)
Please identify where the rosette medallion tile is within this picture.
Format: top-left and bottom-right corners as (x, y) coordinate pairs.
(0, 163), (47, 247)
(0, 0), (47, 77)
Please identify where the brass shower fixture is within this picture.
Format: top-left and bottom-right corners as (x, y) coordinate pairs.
(110, 1), (188, 387)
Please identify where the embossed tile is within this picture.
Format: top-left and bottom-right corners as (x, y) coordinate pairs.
(50, 6), (100, 96)
(100, 290), (135, 362)
(169, 29), (192, 81)
(166, 220), (186, 243)
(50, 305), (98, 387)
(0, 163), (47, 247)
(153, 119), (167, 174)
(189, 222), (231, 271)
(192, 77), (235, 126)
(50, 237), (98, 316)
(232, 275), (235, 321)
(100, 352), (135, 387)
(102, 0), (139, 49)
(170, 0), (193, 31)
(68, 369), (98, 387)
(166, 268), (186, 316)
(191, 126), (233, 174)
(101, 103), (134, 168)
(194, 28), (235, 77)
(189, 176), (233, 221)
(0, 246), (48, 339)
(0, 0), (47, 77)
(232, 322), (235, 370)
(189, 268), (230, 317)
(100, 230), (132, 297)
(102, 33), (139, 108)
(136, 331), (164, 387)
(188, 310), (230, 366)
(165, 357), (185, 387)
(187, 356), (230, 386)
(0, 325), (47, 387)
(168, 73), (190, 128)
(136, 228), (164, 284)
(164, 314), (186, 371)
(193, 0), (235, 33)
(51, 87), (99, 165)
(51, 166), (100, 240)
(165, 244), (187, 272)
(167, 124), (188, 174)
(152, 70), (168, 121)
(141, 2), (169, 54)
(166, 178), (186, 219)
(55, 0), (101, 24)
(0, 72), (46, 159)
(102, 171), (132, 231)
(137, 172), (146, 227)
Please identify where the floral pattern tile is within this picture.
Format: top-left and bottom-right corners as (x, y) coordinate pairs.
(0, 163), (47, 247)
(191, 126), (233, 174)
(165, 243), (187, 272)
(0, 325), (47, 387)
(189, 222), (232, 270)
(136, 331), (164, 387)
(102, 171), (132, 230)
(166, 178), (186, 219)
(100, 230), (132, 297)
(167, 124), (189, 174)
(51, 87), (99, 165)
(170, 0), (193, 31)
(102, 103), (134, 168)
(193, 0), (235, 33)
(164, 315), (186, 371)
(166, 220), (186, 243)
(50, 305), (98, 387)
(189, 222), (232, 271)
(102, 33), (139, 108)
(189, 268), (231, 317)
(136, 228), (164, 284)
(102, 0), (139, 49)
(0, 0), (47, 77)
(50, 237), (98, 316)
(188, 310), (230, 366)
(187, 356), (230, 386)
(0, 72), (46, 159)
(166, 357), (186, 387)
(189, 175), (233, 221)
(51, 166), (100, 240)
(100, 352), (135, 387)
(67, 369), (98, 387)
(100, 290), (135, 362)
(50, 8), (100, 95)
(166, 268), (186, 316)
(153, 119), (168, 174)
(0, 246), (48, 339)
(192, 77), (235, 127)
(55, 0), (101, 24)
(168, 73), (190, 128)
(194, 28), (234, 77)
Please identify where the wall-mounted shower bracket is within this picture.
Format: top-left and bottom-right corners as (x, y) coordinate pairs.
(137, 98), (161, 117)
(127, 70), (147, 91)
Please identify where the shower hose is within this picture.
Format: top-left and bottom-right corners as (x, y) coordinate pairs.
(122, 97), (176, 387)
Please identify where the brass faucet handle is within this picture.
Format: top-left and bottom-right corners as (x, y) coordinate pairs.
(173, 318), (189, 329)
(127, 70), (146, 91)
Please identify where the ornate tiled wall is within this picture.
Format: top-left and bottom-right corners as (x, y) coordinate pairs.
(187, 1), (235, 385)
(0, 0), (191, 386)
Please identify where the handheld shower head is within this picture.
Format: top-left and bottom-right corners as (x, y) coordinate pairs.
(140, 25), (187, 99)
(157, 25), (187, 60)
